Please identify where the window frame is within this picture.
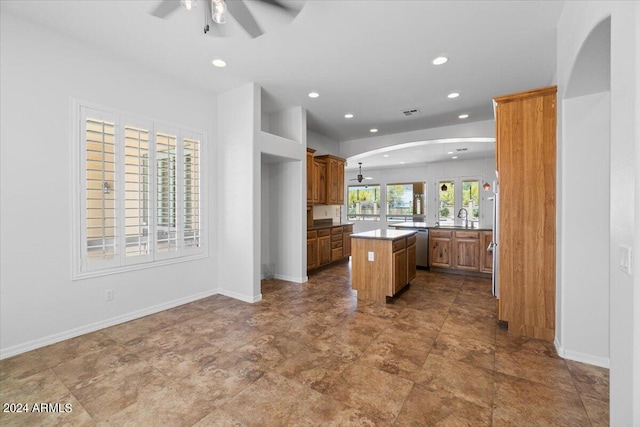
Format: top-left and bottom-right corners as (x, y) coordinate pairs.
(434, 176), (481, 227)
(347, 184), (382, 221)
(72, 100), (207, 280)
(385, 182), (426, 222)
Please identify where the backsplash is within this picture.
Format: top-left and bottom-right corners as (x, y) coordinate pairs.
(312, 205), (342, 223)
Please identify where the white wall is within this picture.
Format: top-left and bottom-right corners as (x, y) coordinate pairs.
(308, 129), (341, 156)
(0, 11), (218, 357)
(559, 92), (610, 366)
(348, 158), (495, 234)
(557, 2), (639, 424)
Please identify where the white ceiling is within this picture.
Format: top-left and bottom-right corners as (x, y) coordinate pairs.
(3, 0), (564, 157)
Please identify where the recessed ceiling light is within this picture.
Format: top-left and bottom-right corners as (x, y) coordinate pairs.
(212, 59), (227, 67)
(452, 156), (458, 159)
(447, 151), (454, 155)
(370, 128), (378, 133)
(383, 154), (389, 158)
(432, 56), (448, 65)
(400, 161), (406, 164)
(344, 113), (354, 119)
(447, 92), (460, 99)
(308, 92), (320, 98)
(458, 114), (469, 119)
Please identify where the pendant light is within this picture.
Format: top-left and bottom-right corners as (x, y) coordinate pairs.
(482, 143), (491, 191)
(441, 183), (448, 192)
(440, 143), (448, 191)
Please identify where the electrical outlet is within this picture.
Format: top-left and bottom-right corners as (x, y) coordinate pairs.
(619, 245), (632, 275)
(105, 289), (114, 302)
(368, 251), (374, 261)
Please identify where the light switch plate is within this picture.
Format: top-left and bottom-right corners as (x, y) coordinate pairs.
(619, 245), (632, 275)
(368, 251), (374, 262)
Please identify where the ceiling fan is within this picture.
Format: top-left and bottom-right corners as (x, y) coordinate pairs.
(350, 163), (373, 183)
(151, 0), (299, 38)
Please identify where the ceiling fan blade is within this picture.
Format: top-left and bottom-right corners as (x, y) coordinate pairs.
(151, 0), (181, 18)
(226, 0), (263, 38)
(257, 0), (299, 16)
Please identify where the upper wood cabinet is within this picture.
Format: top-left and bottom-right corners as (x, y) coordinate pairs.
(312, 154), (345, 205)
(306, 148), (315, 205)
(494, 85), (556, 342)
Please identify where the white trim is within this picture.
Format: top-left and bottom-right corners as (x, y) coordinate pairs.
(217, 288), (262, 303)
(0, 288), (219, 360)
(554, 338), (610, 369)
(274, 274), (306, 283)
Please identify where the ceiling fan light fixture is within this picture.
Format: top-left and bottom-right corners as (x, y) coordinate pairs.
(181, 0), (198, 10)
(211, 0), (227, 24)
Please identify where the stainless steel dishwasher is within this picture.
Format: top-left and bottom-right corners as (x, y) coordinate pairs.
(415, 228), (429, 268)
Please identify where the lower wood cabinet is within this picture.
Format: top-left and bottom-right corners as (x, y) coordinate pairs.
(307, 224), (353, 273)
(351, 231), (417, 303)
(428, 229), (492, 275)
(480, 231), (493, 274)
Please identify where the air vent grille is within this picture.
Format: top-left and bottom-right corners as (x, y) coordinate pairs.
(402, 108), (421, 116)
(456, 148), (468, 152)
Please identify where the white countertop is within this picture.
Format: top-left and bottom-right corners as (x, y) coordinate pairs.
(351, 229), (417, 240)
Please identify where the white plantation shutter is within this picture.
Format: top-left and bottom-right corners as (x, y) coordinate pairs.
(76, 103), (205, 277)
(123, 123), (153, 264)
(183, 133), (202, 250)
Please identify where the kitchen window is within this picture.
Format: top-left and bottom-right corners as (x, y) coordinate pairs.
(386, 182), (425, 222)
(437, 178), (480, 227)
(347, 184), (381, 221)
(74, 103), (205, 278)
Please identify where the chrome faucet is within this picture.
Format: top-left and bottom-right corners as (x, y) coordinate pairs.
(457, 208), (469, 229)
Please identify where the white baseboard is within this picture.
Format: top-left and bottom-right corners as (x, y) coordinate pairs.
(217, 288), (262, 303)
(274, 274), (306, 283)
(555, 338), (610, 368)
(0, 289), (219, 360)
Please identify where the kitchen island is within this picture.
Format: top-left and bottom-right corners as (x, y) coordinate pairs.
(389, 222), (493, 275)
(351, 229), (417, 303)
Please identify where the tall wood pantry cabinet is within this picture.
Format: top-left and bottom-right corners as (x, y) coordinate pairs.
(494, 85), (557, 342)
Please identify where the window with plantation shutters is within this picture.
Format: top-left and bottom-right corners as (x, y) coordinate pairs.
(75, 103), (206, 278)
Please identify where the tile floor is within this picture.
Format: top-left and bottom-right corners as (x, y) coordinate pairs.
(0, 263), (609, 426)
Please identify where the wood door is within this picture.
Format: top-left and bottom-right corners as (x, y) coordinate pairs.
(337, 160), (345, 204)
(315, 160), (327, 205)
(407, 243), (416, 282)
(307, 238), (318, 270)
(318, 235), (331, 265)
(495, 86), (556, 341)
(342, 232), (351, 257)
(327, 158), (340, 204)
(429, 235), (452, 268)
(306, 149), (315, 205)
(392, 248), (407, 294)
(454, 231), (479, 271)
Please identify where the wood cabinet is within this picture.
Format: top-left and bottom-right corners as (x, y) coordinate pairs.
(307, 224), (353, 273)
(307, 230), (318, 270)
(312, 155), (345, 206)
(494, 85), (556, 341)
(407, 234), (417, 283)
(306, 148), (315, 205)
(454, 231), (479, 271)
(429, 230), (453, 268)
(313, 158), (327, 205)
(351, 231), (417, 303)
(480, 231), (493, 274)
(428, 229), (491, 275)
(317, 228), (331, 266)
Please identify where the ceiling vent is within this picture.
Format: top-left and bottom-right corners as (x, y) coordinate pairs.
(402, 108), (421, 116)
(456, 148), (468, 152)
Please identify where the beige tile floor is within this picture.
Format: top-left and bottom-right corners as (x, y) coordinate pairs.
(0, 263), (609, 426)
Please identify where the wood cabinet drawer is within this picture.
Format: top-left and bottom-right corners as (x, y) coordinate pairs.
(407, 235), (416, 246)
(455, 231), (479, 239)
(430, 230), (453, 238)
(331, 240), (342, 249)
(392, 239), (406, 252)
(307, 230), (317, 239)
(343, 225), (353, 233)
(331, 226), (343, 234)
(317, 228), (330, 237)
(331, 247), (343, 261)
(331, 233), (342, 242)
